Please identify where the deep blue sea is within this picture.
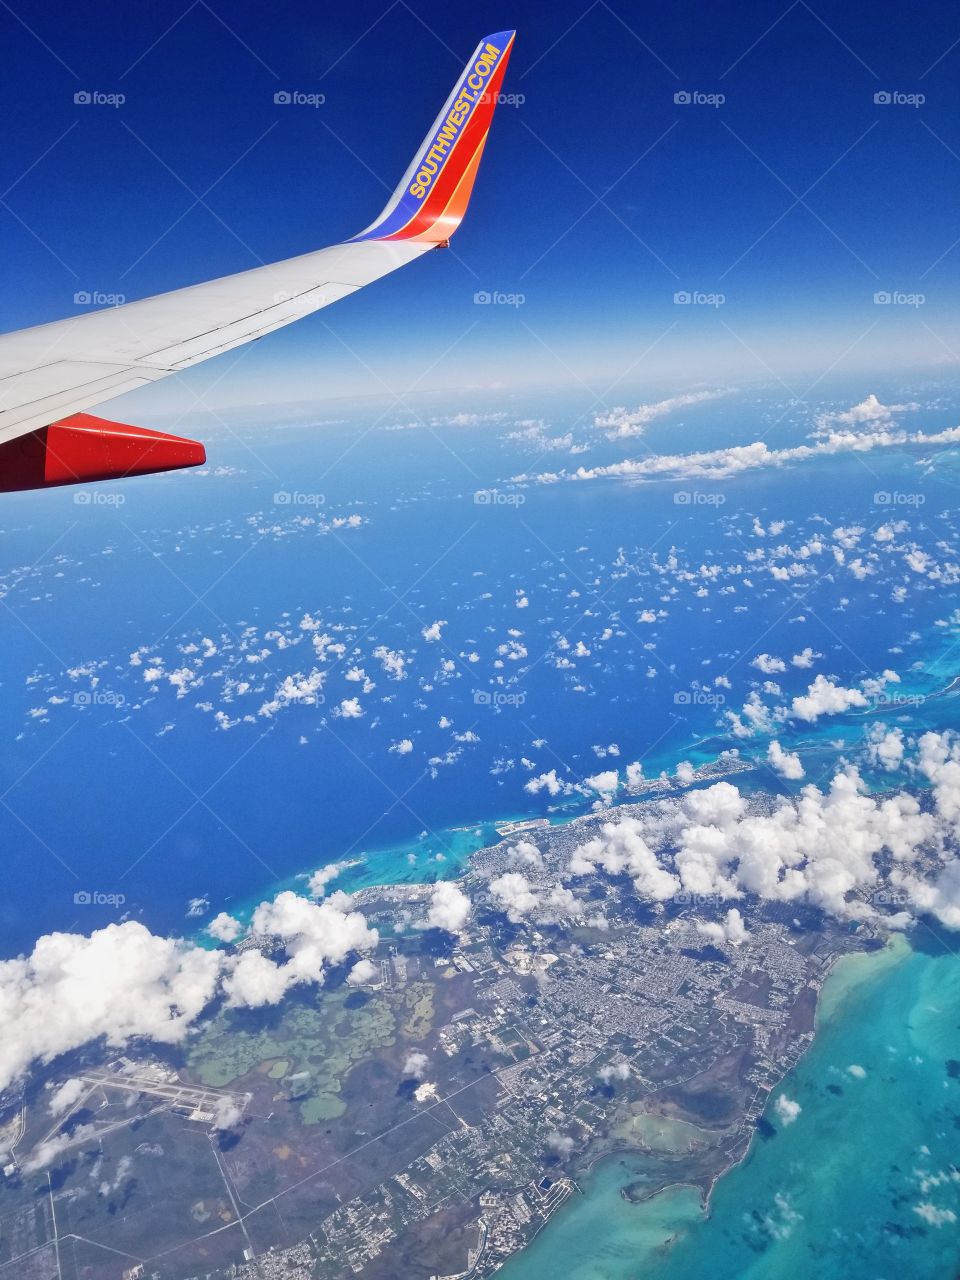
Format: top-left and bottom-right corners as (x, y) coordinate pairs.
(1, 373), (959, 956)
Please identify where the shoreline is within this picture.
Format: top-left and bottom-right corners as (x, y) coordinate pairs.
(521, 930), (916, 1270)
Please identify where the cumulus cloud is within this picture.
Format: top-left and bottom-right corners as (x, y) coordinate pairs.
(346, 957), (378, 986)
(791, 647), (822, 669)
(424, 881), (471, 933)
(23, 1125), (98, 1174)
(768, 740), (805, 780)
(508, 840), (543, 868)
(584, 769), (620, 800)
(866, 724), (905, 772)
(597, 1061), (631, 1083)
(594, 389), (732, 440)
(914, 1203), (957, 1227)
(47, 1077), (87, 1117)
(696, 907), (749, 947)
(565, 736), (960, 929)
(570, 818), (680, 901)
(774, 1094), (802, 1126)
(489, 872), (541, 921)
(546, 1130), (575, 1156)
(211, 1094), (247, 1131)
(227, 891), (378, 1007)
(517, 416), (960, 485)
(524, 769), (576, 797)
(403, 1051), (430, 1080)
(790, 674), (869, 723)
(0, 923), (223, 1092)
(813, 393), (914, 433)
(752, 653), (787, 675)
(421, 620), (447, 643)
(308, 861), (350, 898)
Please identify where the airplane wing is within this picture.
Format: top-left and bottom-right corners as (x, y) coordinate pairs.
(0, 29), (515, 492)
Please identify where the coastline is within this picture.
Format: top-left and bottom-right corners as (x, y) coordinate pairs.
(495, 930), (919, 1279)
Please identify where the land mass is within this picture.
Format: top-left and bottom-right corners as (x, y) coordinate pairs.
(0, 786), (907, 1280)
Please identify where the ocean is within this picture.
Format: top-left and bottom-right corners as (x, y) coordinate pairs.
(2, 377), (959, 955)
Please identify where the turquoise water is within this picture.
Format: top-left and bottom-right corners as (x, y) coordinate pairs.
(499, 932), (960, 1279)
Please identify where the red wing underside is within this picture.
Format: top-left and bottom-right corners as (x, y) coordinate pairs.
(0, 413), (206, 493)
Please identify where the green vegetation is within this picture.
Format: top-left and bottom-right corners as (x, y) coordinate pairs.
(186, 981), (438, 1124)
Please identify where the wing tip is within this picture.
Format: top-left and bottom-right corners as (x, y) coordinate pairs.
(352, 30), (516, 245)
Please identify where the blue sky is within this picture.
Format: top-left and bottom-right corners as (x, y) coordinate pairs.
(2, 0), (960, 411)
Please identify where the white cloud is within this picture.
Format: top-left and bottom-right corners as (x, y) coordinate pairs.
(421, 620), (447, 643)
(813, 393), (914, 432)
(47, 1077), (87, 1117)
(696, 907), (749, 947)
(346, 957), (378, 986)
(866, 724), (905, 772)
(524, 769), (575, 797)
(489, 872), (540, 921)
(791, 647), (822, 668)
(768, 740), (805, 780)
(564, 739), (960, 927)
(584, 769), (620, 799)
(424, 881), (471, 933)
(207, 912), (242, 943)
(570, 818), (680, 901)
(752, 653), (787, 675)
(0, 923), (222, 1091)
(594, 389), (732, 440)
(914, 1203), (957, 1227)
(390, 738), (414, 755)
(307, 861), (349, 898)
(774, 1094), (802, 1126)
(790, 675), (869, 723)
(519, 419), (960, 485)
(403, 1050), (430, 1080)
(597, 1061), (630, 1083)
(373, 645), (408, 680)
(211, 1094), (247, 1131)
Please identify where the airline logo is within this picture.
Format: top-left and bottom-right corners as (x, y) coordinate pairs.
(408, 40), (506, 200)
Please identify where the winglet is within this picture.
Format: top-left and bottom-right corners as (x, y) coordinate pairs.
(352, 30), (516, 244)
